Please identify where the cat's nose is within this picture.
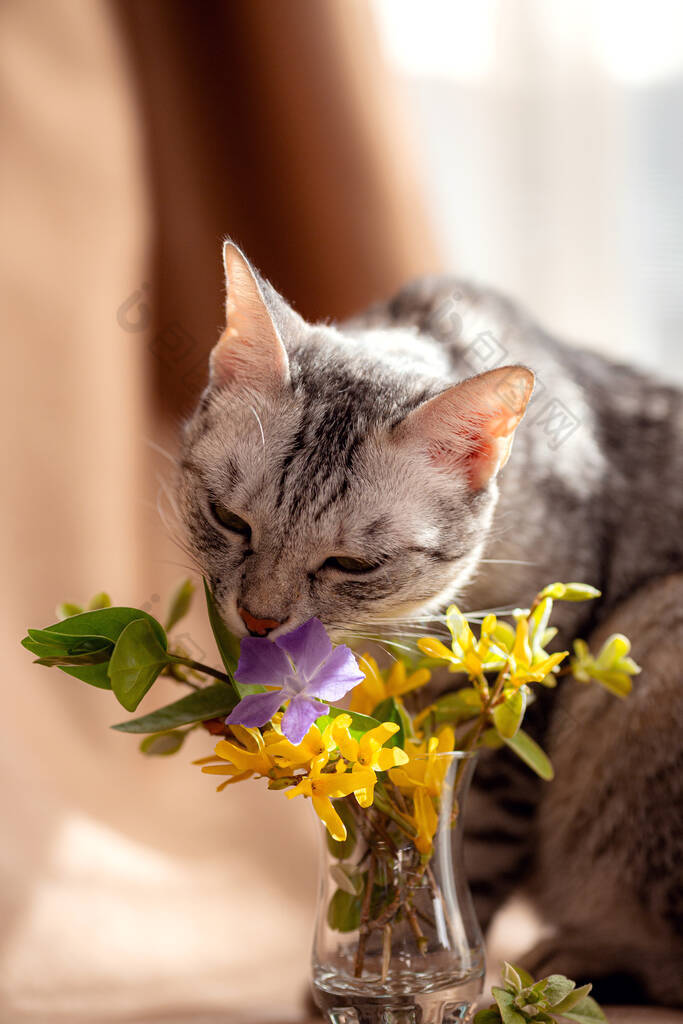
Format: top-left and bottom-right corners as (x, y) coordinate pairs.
(237, 605), (283, 637)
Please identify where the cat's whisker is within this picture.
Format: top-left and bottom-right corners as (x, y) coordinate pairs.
(145, 438), (180, 466)
(156, 558), (201, 575)
(478, 558), (538, 566)
(154, 487), (206, 576)
(338, 634), (411, 658)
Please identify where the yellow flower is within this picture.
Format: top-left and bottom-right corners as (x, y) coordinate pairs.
(387, 727), (456, 855)
(418, 607), (506, 676)
(264, 717), (337, 768)
(411, 788), (439, 855)
(199, 725), (286, 792)
(388, 726), (455, 798)
(507, 617), (567, 686)
(349, 655), (431, 715)
(332, 715), (409, 807)
(571, 633), (640, 698)
(286, 758), (377, 841)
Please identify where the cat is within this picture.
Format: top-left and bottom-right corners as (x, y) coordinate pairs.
(178, 241), (683, 1006)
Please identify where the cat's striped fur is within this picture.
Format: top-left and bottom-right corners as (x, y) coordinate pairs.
(179, 244), (683, 1005)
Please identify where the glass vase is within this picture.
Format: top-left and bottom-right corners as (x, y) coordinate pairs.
(311, 751), (484, 1024)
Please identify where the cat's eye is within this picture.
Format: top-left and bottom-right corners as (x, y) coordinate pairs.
(323, 555), (381, 574)
(210, 502), (251, 539)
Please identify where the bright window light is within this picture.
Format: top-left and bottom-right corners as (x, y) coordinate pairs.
(373, 0), (499, 81)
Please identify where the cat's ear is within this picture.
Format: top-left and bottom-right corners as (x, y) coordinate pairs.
(394, 365), (534, 490)
(209, 241), (290, 393)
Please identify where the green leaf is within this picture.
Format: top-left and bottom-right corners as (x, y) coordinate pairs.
(510, 964), (535, 989)
(502, 961), (523, 993)
(326, 800), (357, 860)
(473, 1011), (502, 1024)
(111, 681), (238, 733)
(26, 628), (108, 651)
(528, 978), (549, 1001)
(551, 984), (592, 1014)
(431, 687), (483, 725)
(371, 696), (405, 748)
(33, 646), (112, 667)
(108, 618), (171, 711)
(480, 727), (505, 749)
(504, 729), (554, 781)
(315, 705), (381, 741)
(329, 863), (362, 896)
(493, 687), (527, 739)
(165, 578), (195, 632)
(539, 975), (576, 1007)
(22, 607), (167, 689)
(203, 579), (248, 694)
(56, 602), (83, 618)
(327, 887), (362, 932)
(88, 592), (112, 610)
(23, 630), (113, 668)
(139, 730), (186, 756)
(491, 987), (528, 1024)
(561, 995), (607, 1023)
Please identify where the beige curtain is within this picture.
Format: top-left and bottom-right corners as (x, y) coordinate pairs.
(0, 1), (437, 1019)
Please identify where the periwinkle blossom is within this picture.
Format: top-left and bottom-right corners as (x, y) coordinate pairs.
(225, 618), (364, 744)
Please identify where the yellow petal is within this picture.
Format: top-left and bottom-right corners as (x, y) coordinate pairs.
(362, 722), (400, 750)
(417, 637), (454, 661)
(216, 771), (253, 792)
(375, 747), (409, 771)
(359, 653), (380, 682)
(348, 690), (373, 715)
(512, 618), (532, 665)
(413, 789), (438, 854)
(287, 778), (312, 799)
(533, 651), (568, 676)
(213, 738), (268, 770)
(312, 795), (347, 841)
(314, 766), (366, 798)
(228, 725), (263, 753)
(331, 719), (359, 762)
(481, 613), (497, 636)
(354, 784), (375, 808)
(412, 703), (437, 730)
(386, 661), (406, 693)
(436, 725), (455, 752)
(391, 666), (431, 698)
(445, 604), (470, 645)
(387, 767), (416, 789)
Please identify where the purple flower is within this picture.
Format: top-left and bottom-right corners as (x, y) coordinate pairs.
(225, 618), (364, 744)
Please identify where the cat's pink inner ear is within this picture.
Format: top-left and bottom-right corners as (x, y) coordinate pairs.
(209, 242), (290, 393)
(398, 366), (534, 490)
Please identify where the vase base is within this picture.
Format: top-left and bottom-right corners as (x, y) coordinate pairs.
(313, 967), (483, 1024)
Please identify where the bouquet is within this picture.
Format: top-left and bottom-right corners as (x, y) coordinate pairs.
(22, 579), (635, 1020)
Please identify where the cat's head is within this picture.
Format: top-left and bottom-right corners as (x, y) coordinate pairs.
(178, 243), (533, 639)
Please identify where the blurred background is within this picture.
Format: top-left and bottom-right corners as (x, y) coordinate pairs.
(1, 1), (682, 1021)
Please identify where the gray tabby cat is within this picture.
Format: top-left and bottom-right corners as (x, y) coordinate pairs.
(179, 242), (683, 1006)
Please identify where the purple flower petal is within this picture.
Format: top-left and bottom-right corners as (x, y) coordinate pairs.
(280, 695), (329, 745)
(306, 643), (365, 701)
(235, 636), (293, 689)
(225, 689), (283, 729)
(275, 618), (332, 683)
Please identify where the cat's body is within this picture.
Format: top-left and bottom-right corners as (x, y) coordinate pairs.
(349, 276), (683, 1004)
(179, 245), (683, 1005)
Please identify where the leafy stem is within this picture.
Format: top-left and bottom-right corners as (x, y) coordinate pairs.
(169, 656), (235, 686)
